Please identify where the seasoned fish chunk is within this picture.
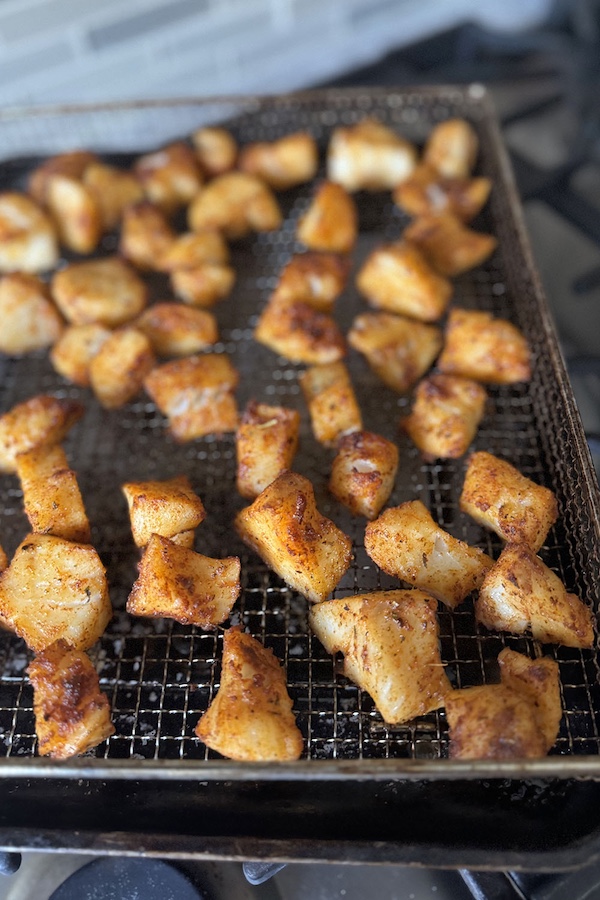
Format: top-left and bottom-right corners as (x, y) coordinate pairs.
(255, 297), (346, 365)
(196, 627), (303, 761)
(310, 590), (450, 724)
(50, 324), (111, 387)
(171, 263), (235, 308)
(0, 394), (84, 475)
(16, 444), (91, 544)
(365, 500), (493, 608)
(300, 361), (362, 447)
(188, 172), (282, 240)
(329, 430), (398, 520)
(476, 542), (594, 647)
(446, 648), (561, 759)
(460, 451), (558, 551)
(327, 118), (417, 191)
(0, 533), (112, 652)
(423, 118), (479, 179)
(405, 213), (497, 277)
(89, 327), (155, 409)
(135, 303), (218, 356)
(45, 174), (102, 255)
(347, 312), (442, 394)
(134, 141), (203, 214)
(401, 373), (487, 460)
(239, 132), (318, 190)
(157, 230), (229, 271)
(0, 272), (64, 355)
(273, 251), (350, 313)
(437, 308), (531, 385)
(144, 353), (239, 441)
(82, 162), (144, 231)
(235, 471), (352, 603)
(119, 201), (176, 271)
(393, 163), (492, 222)
(192, 126), (238, 177)
(127, 534), (240, 627)
(0, 192), (58, 273)
(28, 150), (99, 205)
(28, 639), (114, 759)
(122, 474), (206, 548)
(296, 181), (357, 253)
(236, 401), (300, 499)
(356, 241), (452, 322)
(51, 257), (147, 327)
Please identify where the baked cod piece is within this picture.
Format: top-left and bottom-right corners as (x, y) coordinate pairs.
(16, 444), (91, 544)
(310, 590), (450, 724)
(300, 361), (362, 447)
(423, 118), (479, 179)
(171, 264), (236, 309)
(460, 451), (558, 552)
(196, 627), (304, 761)
(157, 229), (229, 271)
(122, 474), (206, 549)
(89, 327), (156, 409)
(348, 312), (443, 394)
(188, 172), (282, 240)
(28, 150), (99, 205)
(82, 162), (144, 231)
(50, 323), (112, 387)
(356, 241), (452, 322)
(134, 141), (203, 214)
(405, 213), (497, 277)
(254, 296), (346, 365)
(135, 304), (218, 357)
(144, 353), (239, 441)
(0, 272), (64, 355)
(438, 308), (531, 385)
(329, 430), (398, 520)
(235, 471), (352, 603)
(272, 251), (351, 313)
(0, 192), (58, 273)
(476, 542), (594, 648)
(191, 126), (238, 177)
(296, 181), (358, 254)
(28, 639), (115, 759)
(45, 174), (102, 255)
(446, 648), (561, 759)
(51, 257), (147, 328)
(236, 401), (300, 499)
(0, 533), (112, 651)
(401, 373), (487, 460)
(127, 534), (240, 627)
(238, 131), (318, 190)
(119, 201), (176, 271)
(393, 163), (492, 222)
(327, 118), (417, 191)
(0, 394), (84, 475)
(365, 500), (493, 608)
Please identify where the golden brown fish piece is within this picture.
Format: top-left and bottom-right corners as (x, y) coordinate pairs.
(0, 394), (84, 475)
(423, 118), (479, 179)
(51, 256), (147, 328)
(122, 474), (206, 549)
(239, 132), (318, 190)
(437, 308), (531, 385)
(236, 401), (300, 500)
(329, 430), (398, 520)
(327, 118), (417, 191)
(188, 172), (281, 240)
(300, 361), (362, 447)
(0, 192), (58, 273)
(296, 181), (357, 253)
(405, 213), (497, 277)
(0, 273), (64, 355)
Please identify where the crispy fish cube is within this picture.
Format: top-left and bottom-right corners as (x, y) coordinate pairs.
(188, 172), (282, 240)
(300, 361), (362, 447)
(192, 126), (238, 177)
(460, 451), (558, 551)
(327, 118), (417, 191)
(236, 401), (300, 499)
(365, 500), (493, 608)
(45, 174), (102, 255)
(310, 590), (450, 724)
(28, 640), (114, 759)
(82, 162), (144, 231)
(329, 430), (398, 520)
(405, 213), (497, 277)
(28, 150), (99, 205)
(393, 163), (492, 222)
(144, 353), (239, 441)
(423, 118), (479, 179)
(196, 627), (303, 761)
(273, 251), (350, 313)
(296, 181), (357, 254)
(51, 256), (147, 328)
(89, 327), (155, 409)
(0, 192), (58, 273)
(50, 323), (112, 387)
(171, 263), (235, 308)
(0, 272), (64, 355)
(446, 649), (561, 759)
(438, 308), (531, 385)
(235, 471), (352, 603)
(0, 394), (84, 475)
(254, 297), (346, 365)
(0, 533), (111, 651)
(127, 534), (239, 626)
(401, 373), (487, 460)
(356, 241), (452, 322)
(348, 312), (442, 394)
(157, 230), (229, 271)
(122, 475), (206, 548)
(135, 303), (218, 356)
(119, 201), (176, 271)
(16, 444), (90, 544)
(477, 542), (594, 647)
(239, 132), (318, 190)
(134, 141), (203, 214)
